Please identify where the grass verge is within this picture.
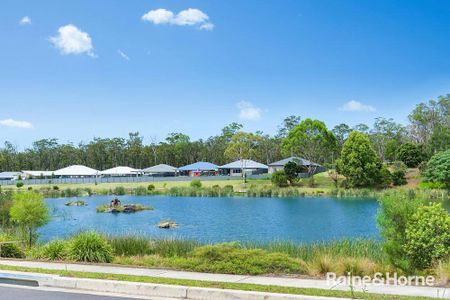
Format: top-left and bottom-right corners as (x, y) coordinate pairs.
(0, 264), (438, 300)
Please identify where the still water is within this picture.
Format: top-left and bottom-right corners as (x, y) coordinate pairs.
(40, 195), (380, 243)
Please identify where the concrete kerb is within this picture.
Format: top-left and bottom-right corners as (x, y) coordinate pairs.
(2, 270), (348, 300)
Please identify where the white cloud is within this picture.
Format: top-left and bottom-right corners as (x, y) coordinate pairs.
(339, 100), (376, 112)
(49, 24), (95, 57)
(142, 8), (214, 30)
(117, 49), (130, 61)
(237, 101), (262, 121)
(0, 119), (33, 129)
(19, 16), (31, 25)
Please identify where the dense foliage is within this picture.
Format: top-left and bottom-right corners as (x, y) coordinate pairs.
(397, 143), (425, 167)
(336, 132), (383, 187)
(271, 170), (289, 187)
(67, 231), (113, 263)
(404, 203), (450, 269)
(424, 149), (450, 188)
(9, 192), (49, 247)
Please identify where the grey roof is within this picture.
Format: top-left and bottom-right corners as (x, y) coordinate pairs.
(142, 164), (177, 173)
(268, 156), (320, 167)
(178, 162), (218, 171)
(0, 171), (22, 178)
(220, 159), (268, 169)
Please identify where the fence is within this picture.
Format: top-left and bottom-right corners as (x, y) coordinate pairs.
(0, 174), (271, 186)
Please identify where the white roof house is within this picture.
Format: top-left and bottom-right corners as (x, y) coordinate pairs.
(54, 165), (99, 177)
(220, 159), (268, 170)
(142, 164), (178, 174)
(0, 171), (23, 180)
(100, 166), (141, 176)
(22, 170), (54, 178)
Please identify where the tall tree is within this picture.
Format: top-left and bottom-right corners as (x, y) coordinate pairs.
(281, 119), (336, 173)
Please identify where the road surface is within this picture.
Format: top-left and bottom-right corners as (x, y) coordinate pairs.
(0, 285), (172, 300)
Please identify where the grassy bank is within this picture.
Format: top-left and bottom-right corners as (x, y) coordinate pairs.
(0, 264), (436, 300)
(0, 231), (447, 285)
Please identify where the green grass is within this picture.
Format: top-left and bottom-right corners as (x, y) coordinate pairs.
(0, 264), (438, 300)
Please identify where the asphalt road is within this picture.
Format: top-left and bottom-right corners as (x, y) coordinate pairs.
(0, 285), (156, 300)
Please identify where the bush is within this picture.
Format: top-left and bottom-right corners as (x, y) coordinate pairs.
(27, 187), (33, 191)
(423, 149), (450, 188)
(134, 186), (147, 196)
(377, 190), (425, 270)
(41, 240), (68, 260)
(404, 203), (450, 269)
(52, 185), (59, 191)
(67, 231), (113, 263)
(397, 143), (425, 168)
(16, 182), (24, 188)
(378, 165), (392, 188)
(147, 184), (155, 191)
(113, 186), (126, 195)
(391, 161), (407, 186)
(0, 233), (24, 258)
(190, 179), (202, 188)
(271, 170), (289, 187)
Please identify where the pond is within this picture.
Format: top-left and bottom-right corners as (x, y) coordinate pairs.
(40, 195), (380, 243)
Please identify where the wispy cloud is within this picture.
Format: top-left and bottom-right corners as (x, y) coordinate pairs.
(50, 24), (95, 57)
(142, 8), (214, 31)
(237, 101), (262, 121)
(117, 49), (130, 61)
(19, 16), (31, 25)
(0, 119), (33, 129)
(339, 100), (376, 112)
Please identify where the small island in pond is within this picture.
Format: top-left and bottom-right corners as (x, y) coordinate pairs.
(97, 198), (153, 213)
(65, 200), (87, 206)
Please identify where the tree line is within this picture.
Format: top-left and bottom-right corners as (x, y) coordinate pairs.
(0, 95), (448, 172)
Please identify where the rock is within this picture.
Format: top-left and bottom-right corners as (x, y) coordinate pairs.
(158, 221), (177, 229)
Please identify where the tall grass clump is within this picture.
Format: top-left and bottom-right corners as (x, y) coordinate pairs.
(150, 238), (200, 257)
(168, 186), (234, 197)
(67, 231), (113, 263)
(0, 232), (24, 258)
(109, 235), (149, 256)
(40, 239), (68, 260)
(134, 186), (148, 196)
(113, 186), (126, 196)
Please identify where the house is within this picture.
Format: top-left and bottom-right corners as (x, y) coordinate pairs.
(142, 164), (178, 177)
(268, 157), (324, 174)
(53, 165), (99, 178)
(100, 166), (141, 177)
(178, 161), (219, 176)
(219, 159), (268, 176)
(0, 171), (23, 181)
(22, 170), (54, 179)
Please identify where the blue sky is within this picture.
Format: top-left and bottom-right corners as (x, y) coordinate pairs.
(1, 0), (450, 148)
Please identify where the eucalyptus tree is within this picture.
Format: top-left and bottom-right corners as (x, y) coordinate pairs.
(282, 119), (337, 174)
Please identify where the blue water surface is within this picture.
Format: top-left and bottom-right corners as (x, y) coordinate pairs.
(40, 195), (380, 243)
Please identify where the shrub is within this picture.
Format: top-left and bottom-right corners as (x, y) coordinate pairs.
(113, 186), (126, 195)
(52, 185), (59, 191)
(391, 161), (407, 186)
(377, 190), (425, 270)
(404, 203), (450, 269)
(67, 231), (113, 263)
(134, 186), (147, 196)
(0, 234), (24, 258)
(423, 149), (450, 188)
(378, 165), (392, 188)
(16, 182), (24, 188)
(190, 179), (202, 188)
(27, 187), (33, 191)
(397, 143), (425, 167)
(147, 184), (155, 191)
(41, 240), (68, 260)
(271, 170), (289, 187)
